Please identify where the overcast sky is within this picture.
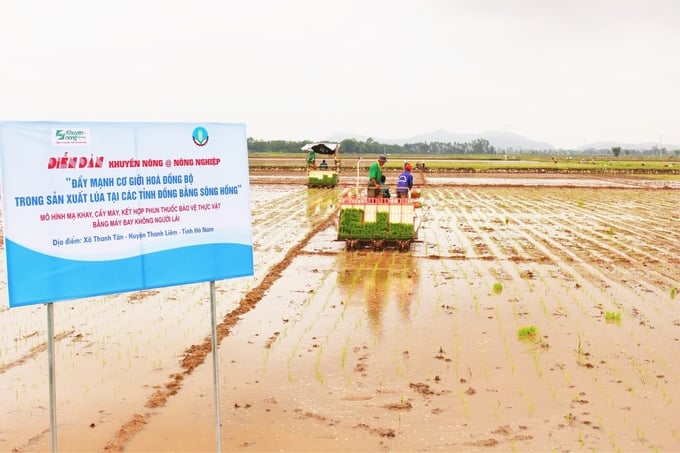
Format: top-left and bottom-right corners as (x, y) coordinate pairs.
(1, 0), (678, 149)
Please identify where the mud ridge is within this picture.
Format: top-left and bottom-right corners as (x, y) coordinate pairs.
(0, 330), (75, 375)
(103, 207), (339, 452)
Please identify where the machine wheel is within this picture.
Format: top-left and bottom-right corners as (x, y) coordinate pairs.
(397, 239), (411, 252)
(371, 239), (385, 251)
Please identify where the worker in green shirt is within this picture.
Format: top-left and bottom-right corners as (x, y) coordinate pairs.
(306, 149), (316, 169)
(367, 154), (387, 198)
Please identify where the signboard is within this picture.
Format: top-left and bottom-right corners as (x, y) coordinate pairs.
(0, 122), (254, 307)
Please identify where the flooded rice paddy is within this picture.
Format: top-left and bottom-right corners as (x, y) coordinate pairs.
(1, 173), (680, 452)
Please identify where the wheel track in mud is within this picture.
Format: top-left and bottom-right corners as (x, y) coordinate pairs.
(3, 177), (680, 451)
(524, 191), (679, 280)
(110, 180), (680, 451)
(445, 187), (678, 301)
(417, 185), (680, 444)
(482, 189), (677, 340)
(2, 186), (341, 452)
(102, 192), (341, 452)
(421, 188), (585, 417)
(489, 189), (680, 324)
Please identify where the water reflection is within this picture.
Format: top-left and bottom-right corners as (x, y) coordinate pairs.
(306, 188), (339, 223)
(336, 251), (418, 336)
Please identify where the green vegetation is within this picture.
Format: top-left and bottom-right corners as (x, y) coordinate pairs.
(247, 136), (679, 175)
(605, 311), (621, 322)
(518, 326), (537, 338)
(671, 287), (677, 299)
(492, 282), (503, 294)
(248, 136), (496, 155)
(250, 153), (679, 178)
(307, 173), (338, 187)
(337, 209), (414, 240)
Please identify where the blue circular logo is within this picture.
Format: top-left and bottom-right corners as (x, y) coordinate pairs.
(192, 127), (209, 146)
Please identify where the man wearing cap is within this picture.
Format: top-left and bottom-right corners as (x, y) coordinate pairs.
(367, 155), (387, 198)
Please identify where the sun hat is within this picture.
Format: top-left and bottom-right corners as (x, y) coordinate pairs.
(378, 155), (387, 162)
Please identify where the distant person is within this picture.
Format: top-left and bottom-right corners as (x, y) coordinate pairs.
(367, 154), (387, 198)
(380, 175), (391, 199)
(396, 162), (413, 199)
(306, 149), (316, 169)
(319, 159), (328, 170)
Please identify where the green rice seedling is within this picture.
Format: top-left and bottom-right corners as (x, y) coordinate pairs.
(605, 226), (615, 235)
(671, 287), (677, 299)
(518, 326), (537, 338)
(575, 333), (591, 367)
(340, 338), (349, 370)
(315, 346), (324, 384)
(286, 351), (296, 382)
(577, 200), (584, 207)
(605, 311), (621, 323)
(607, 431), (620, 452)
(492, 399), (501, 417)
(460, 392), (470, 418)
(672, 429), (680, 443)
(531, 351), (543, 377)
(492, 282), (503, 294)
(660, 387), (673, 404)
(482, 356), (490, 379)
(503, 341), (512, 362)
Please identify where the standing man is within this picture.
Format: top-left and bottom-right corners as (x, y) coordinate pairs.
(396, 162), (414, 199)
(367, 154), (387, 198)
(306, 148), (316, 169)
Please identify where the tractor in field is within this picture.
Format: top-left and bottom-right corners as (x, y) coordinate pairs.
(303, 142), (340, 188)
(336, 196), (423, 251)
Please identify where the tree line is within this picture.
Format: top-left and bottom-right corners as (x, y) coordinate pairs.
(247, 137), (497, 155)
(247, 137), (679, 157)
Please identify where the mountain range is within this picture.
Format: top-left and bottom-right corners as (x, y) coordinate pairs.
(326, 129), (676, 152)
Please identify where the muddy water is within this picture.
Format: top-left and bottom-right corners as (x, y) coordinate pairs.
(2, 179), (680, 452)
(130, 185), (680, 452)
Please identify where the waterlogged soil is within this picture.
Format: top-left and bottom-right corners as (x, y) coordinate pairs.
(1, 172), (680, 452)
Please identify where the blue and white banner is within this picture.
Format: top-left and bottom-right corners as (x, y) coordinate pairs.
(0, 122), (254, 307)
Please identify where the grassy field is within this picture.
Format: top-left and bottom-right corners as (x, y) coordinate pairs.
(249, 153), (680, 176)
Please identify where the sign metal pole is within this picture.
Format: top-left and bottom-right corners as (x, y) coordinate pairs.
(210, 281), (222, 452)
(46, 302), (57, 452)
